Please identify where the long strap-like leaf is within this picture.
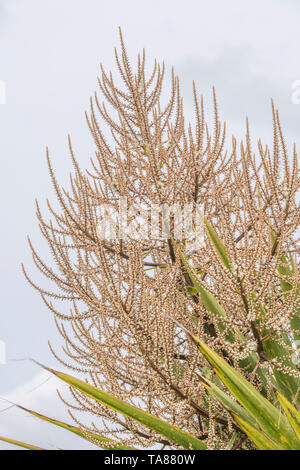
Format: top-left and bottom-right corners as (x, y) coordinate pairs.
(276, 392), (300, 441)
(198, 374), (256, 427)
(231, 414), (284, 450)
(17, 404), (135, 450)
(172, 321), (300, 450)
(0, 435), (44, 450)
(34, 362), (206, 450)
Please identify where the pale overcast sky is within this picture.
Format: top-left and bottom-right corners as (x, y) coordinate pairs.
(0, 0), (300, 449)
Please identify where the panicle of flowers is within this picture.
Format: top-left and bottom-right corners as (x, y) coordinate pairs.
(24, 29), (299, 449)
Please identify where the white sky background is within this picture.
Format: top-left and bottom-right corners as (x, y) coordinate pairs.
(0, 0), (300, 449)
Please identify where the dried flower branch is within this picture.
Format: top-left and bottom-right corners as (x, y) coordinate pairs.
(24, 29), (300, 450)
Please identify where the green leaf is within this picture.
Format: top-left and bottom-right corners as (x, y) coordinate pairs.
(262, 331), (300, 405)
(202, 216), (232, 273)
(35, 363), (206, 450)
(231, 414), (284, 450)
(172, 238), (245, 345)
(0, 436), (44, 450)
(16, 404), (135, 450)
(172, 238), (228, 319)
(173, 323), (300, 450)
(276, 392), (300, 441)
(185, 286), (199, 296)
(198, 374), (256, 427)
(225, 432), (238, 450)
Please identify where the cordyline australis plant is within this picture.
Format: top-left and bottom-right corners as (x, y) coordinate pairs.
(19, 30), (299, 450)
